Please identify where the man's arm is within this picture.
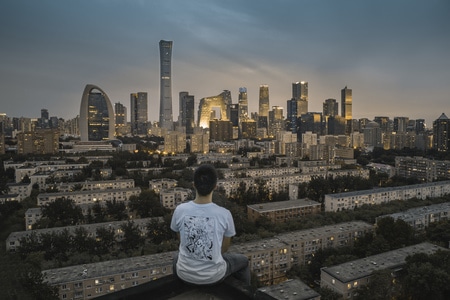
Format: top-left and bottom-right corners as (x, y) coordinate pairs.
(221, 236), (231, 254)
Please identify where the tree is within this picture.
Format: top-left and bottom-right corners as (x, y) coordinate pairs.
(21, 267), (59, 300)
(40, 198), (83, 228)
(129, 190), (168, 218)
(120, 221), (145, 252)
(354, 269), (400, 300)
(147, 217), (173, 245)
(401, 251), (450, 300)
(105, 199), (127, 221)
(94, 226), (116, 256)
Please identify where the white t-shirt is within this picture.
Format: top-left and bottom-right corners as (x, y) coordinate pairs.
(170, 201), (236, 284)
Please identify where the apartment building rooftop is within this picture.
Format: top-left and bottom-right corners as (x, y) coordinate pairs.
(327, 180), (450, 199)
(380, 201), (450, 221)
(256, 279), (320, 300)
(43, 251), (175, 286)
(278, 221), (373, 241)
(247, 199), (319, 213)
(322, 242), (446, 283)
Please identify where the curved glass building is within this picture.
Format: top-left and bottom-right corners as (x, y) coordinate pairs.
(79, 84), (115, 141)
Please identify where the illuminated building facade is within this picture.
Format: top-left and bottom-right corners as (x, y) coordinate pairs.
(79, 84), (115, 142)
(197, 90), (232, 128)
(130, 92), (148, 135)
(159, 40), (173, 130)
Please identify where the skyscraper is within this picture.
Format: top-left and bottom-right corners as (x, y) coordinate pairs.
(323, 99), (338, 117)
(286, 98), (298, 133)
(198, 90), (231, 128)
(238, 87), (248, 122)
(159, 40), (173, 130)
(130, 92), (148, 135)
(179, 91), (195, 135)
(258, 85), (269, 129)
(114, 102), (127, 136)
(293, 81), (308, 115)
(433, 113), (449, 152)
(79, 84), (115, 141)
(258, 85), (269, 117)
(341, 86), (353, 134)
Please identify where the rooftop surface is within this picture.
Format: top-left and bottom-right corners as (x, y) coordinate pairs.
(321, 242), (447, 283)
(247, 199), (320, 212)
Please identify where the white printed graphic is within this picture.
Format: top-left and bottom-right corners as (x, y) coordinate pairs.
(183, 216), (214, 261)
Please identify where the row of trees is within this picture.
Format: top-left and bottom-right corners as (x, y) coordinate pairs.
(18, 217), (176, 268)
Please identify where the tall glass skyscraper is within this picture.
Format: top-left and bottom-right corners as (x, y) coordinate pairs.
(159, 40), (173, 130)
(130, 92), (148, 135)
(79, 84), (115, 141)
(179, 91), (195, 134)
(341, 86), (353, 134)
(293, 81), (308, 115)
(258, 85), (269, 117)
(238, 87), (248, 121)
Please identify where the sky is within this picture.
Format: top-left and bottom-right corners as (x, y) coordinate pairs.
(1, 0), (449, 127)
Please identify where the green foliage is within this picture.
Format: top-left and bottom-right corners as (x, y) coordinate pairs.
(353, 269), (400, 300)
(129, 190), (169, 218)
(38, 198), (83, 228)
(402, 251), (450, 300)
(120, 221), (145, 252)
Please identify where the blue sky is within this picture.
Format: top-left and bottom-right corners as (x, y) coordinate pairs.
(1, 0), (449, 127)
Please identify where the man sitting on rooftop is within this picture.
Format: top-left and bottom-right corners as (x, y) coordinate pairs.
(170, 164), (250, 286)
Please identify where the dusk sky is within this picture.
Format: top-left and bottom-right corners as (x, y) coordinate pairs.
(1, 0), (449, 127)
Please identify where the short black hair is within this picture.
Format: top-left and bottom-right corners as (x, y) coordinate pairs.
(193, 164), (218, 196)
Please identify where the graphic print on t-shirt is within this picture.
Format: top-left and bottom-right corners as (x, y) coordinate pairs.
(183, 215), (214, 261)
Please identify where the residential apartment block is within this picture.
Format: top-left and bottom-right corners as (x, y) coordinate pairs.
(247, 199), (321, 223)
(159, 187), (193, 210)
(395, 156), (450, 182)
(325, 180), (450, 212)
(37, 187), (141, 206)
(321, 242), (447, 300)
(376, 202), (450, 230)
(41, 221), (373, 299)
(44, 251), (175, 300)
(218, 168), (369, 197)
(7, 217), (158, 252)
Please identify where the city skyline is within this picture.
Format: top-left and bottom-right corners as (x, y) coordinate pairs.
(1, 0), (449, 127)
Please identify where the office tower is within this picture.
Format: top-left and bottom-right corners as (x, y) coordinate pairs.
(341, 86), (352, 134)
(17, 128), (59, 154)
(297, 112), (324, 140)
(79, 84), (115, 141)
(269, 106), (284, 138)
(258, 85), (269, 129)
(115, 102), (127, 136)
(394, 117), (409, 133)
(259, 85), (270, 117)
(292, 81), (308, 115)
(433, 113), (450, 152)
(327, 116), (346, 135)
(209, 119), (233, 141)
(198, 90), (232, 128)
(238, 87), (248, 122)
(130, 92), (148, 135)
(179, 92), (195, 135)
(159, 40), (173, 130)
(39, 109), (49, 129)
(341, 86), (352, 120)
(373, 116), (392, 133)
(323, 99), (338, 117)
(415, 119), (426, 134)
(241, 120), (257, 139)
(364, 121), (383, 148)
(164, 131), (186, 154)
(286, 98), (298, 133)
(229, 104), (239, 127)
